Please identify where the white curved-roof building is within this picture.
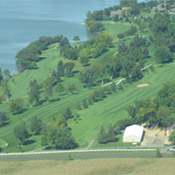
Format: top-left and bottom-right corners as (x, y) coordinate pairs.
(123, 125), (144, 143)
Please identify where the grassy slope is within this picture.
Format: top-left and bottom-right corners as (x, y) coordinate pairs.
(69, 62), (175, 147)
(0, 20), (175, 151)
(1, 158), (175, 175)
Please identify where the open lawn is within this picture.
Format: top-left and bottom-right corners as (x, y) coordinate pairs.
(69, 62), (175, 147)
(1, 54), (175, 151)
(0, 158), (174, 175)
(0, 19), (175, 152)
(103, 21), (130, 38)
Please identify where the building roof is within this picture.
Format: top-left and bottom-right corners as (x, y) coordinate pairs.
(122, 7), (131, 10)
(111, 10), (122, 15)
(123, 125), (144, 139)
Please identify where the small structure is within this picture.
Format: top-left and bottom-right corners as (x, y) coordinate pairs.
(151, 3), (167, 13)
(123, 125), (144, 143)
(110, 10), (123, 18)
(110, 7), (131, 19)
(122, 7), (131, 11)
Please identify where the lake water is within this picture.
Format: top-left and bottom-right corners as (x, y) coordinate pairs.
(0, 0), (144, 73)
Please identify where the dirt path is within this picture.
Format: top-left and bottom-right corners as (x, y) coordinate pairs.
(85, 139), (95, 149)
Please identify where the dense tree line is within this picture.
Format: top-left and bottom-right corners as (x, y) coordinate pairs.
(98, 124), (116, 144)
(149, 13), (175, 63)
(80, 35), (150, 87)
(14, 115), (77, 150)
(87, 36), (149, 84)
(125, 81), (175, 128)
(41, 125), (77, 149)
(61, 32), (113, 66)
(85, 0), (158, 33)
(16, 35), (65, 72)
(0, 68), (12, 102)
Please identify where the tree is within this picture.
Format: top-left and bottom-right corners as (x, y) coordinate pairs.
(0, 68), (3, 84)
(30, 116), (43, 135)
(56, 115), (67, 129)
(28, 79), (41, 105)
(82, 99), (88, 108)
(54, 128), (77, 150)
(107, 124), (116, 142)
(57, 60), (65, 77)
(155, 47), (173, 64)
(3, 69), (10, 78)
(155, 82), (175, 109)
(10, 98), (24, 115)
(120, 0), (137, 7)
(0, 96), (5, 104)
(111, 82), (116, 92)
(63, 107), (73, 120)
(41, 125), (77, 149)
(88, 97), (93, 105)
(55, 83), (65, 95)
(156, 106), (171, 128)
(14, 121), (29, 146)
(67, 84), (76, 94)
(64, 62), (75, 77)
(73, 36), (80, 42)
(169, 130), (175, 145)
(77, 103), (82, 110)
(87, 21), (105, 33)
(80, 55), (89, 66)
(43, 77), (56, 101)
(1, 79), (11, 100)
(117, 84), (123, 90)
(0, 111), (8, 127)
(97, 127), (107, 144)
(114, 126), (121, 135)
(114, 15), (119, 22)
(79, 65), (101, 87)
(52, 70), (61, 82)
(130, 66), (143, 82)
(156, 149), (162, 158)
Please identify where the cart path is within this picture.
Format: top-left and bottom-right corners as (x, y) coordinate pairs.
(101, 62), (155, 88)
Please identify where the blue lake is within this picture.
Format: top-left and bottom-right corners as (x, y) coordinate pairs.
(0, 0), (144, 73)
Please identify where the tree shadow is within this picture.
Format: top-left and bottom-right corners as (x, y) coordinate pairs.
(23, 139), (35, 146)
(50, 98), (60, 102)
(72, 70), (79, 74)
(36, 99), (47, 106)
(13, 108), (28, 115)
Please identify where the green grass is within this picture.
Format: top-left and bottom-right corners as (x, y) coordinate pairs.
(0, 139), (7, 149)
(0, 19), (175, 152)
(69, 62), (175, 147)
(103, 21), (130, 38)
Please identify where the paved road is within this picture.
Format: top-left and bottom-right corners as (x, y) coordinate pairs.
(0, 148), (157, 160)
(0, 148), (156, 156)
(0, 153), (156, 160)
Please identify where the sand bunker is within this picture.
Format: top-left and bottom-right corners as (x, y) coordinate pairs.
(110, 22), (115, 24)
(137, 83), (149, 88)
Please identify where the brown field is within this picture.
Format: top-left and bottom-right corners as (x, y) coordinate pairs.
(137, 84), (150, 88)
(0, 158), (175, 175)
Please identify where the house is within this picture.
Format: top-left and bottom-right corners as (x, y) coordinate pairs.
(110, 7), (131, 19)
(122, 7), (131, 11)
(110, 10), (123, 18)
(151, 3), (167, 13)
(123, 125), (144, 143)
